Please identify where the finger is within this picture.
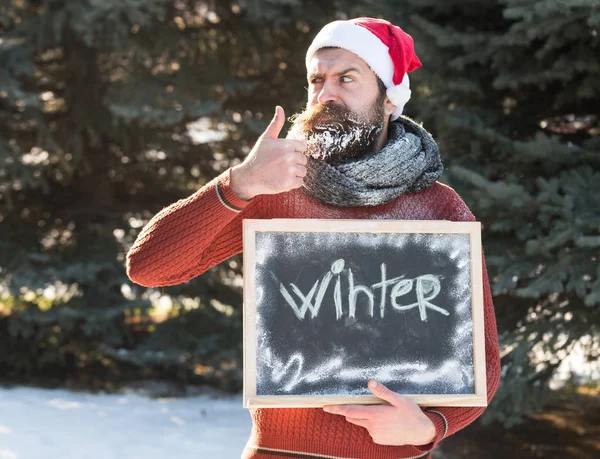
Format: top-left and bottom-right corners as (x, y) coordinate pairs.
(368, 379), (401, 406)
(295, 165), (307, 178)
(286, 151), (307, 166)
(292, 140), (307, 153)
(345, 417), (370, 428)
(290, 176), (304, 189)
(278, 139), (306, 153)
(260, 106), (285, 140)
(323, 405), (379, 418)
(295, 152), (308, 165)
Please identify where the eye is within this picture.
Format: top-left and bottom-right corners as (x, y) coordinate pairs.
(340, 75), (354, 83)
(309, 77), (323, 85)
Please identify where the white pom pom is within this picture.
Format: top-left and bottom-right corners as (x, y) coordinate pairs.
(386, 84), (411, 108)
(387, 74), (412, 120)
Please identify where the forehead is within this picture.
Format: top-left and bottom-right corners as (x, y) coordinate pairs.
(307, 47), (372, 75)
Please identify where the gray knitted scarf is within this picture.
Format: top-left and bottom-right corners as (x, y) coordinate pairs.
(301, 116), (444, 207)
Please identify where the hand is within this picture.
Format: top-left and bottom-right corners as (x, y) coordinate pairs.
(230, 106), (307, 200)
(323, 380), (436, 447)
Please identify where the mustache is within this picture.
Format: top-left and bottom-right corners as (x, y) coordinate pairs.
(290, 103), (363, 131)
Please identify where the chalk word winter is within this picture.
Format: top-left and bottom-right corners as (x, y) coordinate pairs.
(276, 259), (450, 322)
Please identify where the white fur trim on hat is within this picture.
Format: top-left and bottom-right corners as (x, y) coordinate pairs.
(306, 20), (411, 120)
(306, 21), (394, 87)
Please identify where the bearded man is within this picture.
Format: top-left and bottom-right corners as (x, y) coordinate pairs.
(126, 17), (500, 459)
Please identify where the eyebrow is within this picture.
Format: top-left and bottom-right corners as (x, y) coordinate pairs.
(308, 67), (362, 80)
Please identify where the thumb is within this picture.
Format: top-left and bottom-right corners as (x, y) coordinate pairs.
(260, 106), (285, 139)
(368, 379), (401, 406)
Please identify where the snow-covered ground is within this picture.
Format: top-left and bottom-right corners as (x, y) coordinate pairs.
(0, 387), (252, 459)
(2, 343), (598, 459)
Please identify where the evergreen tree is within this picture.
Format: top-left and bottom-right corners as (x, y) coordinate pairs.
(403, 0), (600, 425)
(4, 0), (597, 426)
(0, 0), (408, 387)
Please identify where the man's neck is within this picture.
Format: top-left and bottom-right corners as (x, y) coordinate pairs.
(374, 121), (390, 152)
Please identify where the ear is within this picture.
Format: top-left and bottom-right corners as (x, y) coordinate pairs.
(383, 95), (396, 117)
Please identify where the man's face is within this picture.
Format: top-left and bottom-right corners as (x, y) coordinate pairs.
(288, 47), (395, 163)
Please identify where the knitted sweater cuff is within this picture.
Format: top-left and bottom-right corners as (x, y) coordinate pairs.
(216, 168), (252, 212)
(410, 409), (448, 453)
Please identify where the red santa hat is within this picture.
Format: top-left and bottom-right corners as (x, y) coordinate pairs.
(305, 17), (422, 120)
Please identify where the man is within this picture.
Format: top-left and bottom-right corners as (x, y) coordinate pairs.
(127, 17), (501, 459)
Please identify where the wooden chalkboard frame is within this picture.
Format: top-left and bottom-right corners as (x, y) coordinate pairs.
(242, 219), (487, 408)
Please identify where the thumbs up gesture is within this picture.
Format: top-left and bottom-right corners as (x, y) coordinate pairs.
(230, 106), (308, 201)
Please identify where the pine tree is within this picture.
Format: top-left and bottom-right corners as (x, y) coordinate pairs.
(0, 0), (409, 387)
(4, 0), (596, 424)
(402, 0), (600, 425)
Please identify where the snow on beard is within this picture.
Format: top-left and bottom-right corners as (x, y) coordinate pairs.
(287, 101), (385, 164)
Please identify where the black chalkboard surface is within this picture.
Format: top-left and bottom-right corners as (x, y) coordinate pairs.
(243, 219), (486, 408)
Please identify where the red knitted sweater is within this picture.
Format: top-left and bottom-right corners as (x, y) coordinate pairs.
(126, 168), (501, 459)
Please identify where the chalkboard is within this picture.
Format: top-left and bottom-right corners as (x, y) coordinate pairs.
(243, 219), (486, 408)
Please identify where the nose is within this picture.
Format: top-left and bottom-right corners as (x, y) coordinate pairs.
(316, 80), (338, 105)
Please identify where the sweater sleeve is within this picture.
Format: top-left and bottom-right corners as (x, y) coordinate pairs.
(126, 168), (261, 287)
(408, 188), (502, 456)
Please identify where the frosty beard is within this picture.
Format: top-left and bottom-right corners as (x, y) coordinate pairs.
(287, 98), (386, 164)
